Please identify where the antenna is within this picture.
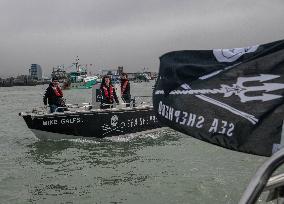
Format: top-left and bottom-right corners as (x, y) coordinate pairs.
(72, 56), (80, 72)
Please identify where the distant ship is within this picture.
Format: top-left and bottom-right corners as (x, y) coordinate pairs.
(51, 57), (99, 90)
(67, 56), (98, 89)
(69, 70), (98, 89)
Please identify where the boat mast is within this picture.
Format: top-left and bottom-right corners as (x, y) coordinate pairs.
(73, 56), (80, 72)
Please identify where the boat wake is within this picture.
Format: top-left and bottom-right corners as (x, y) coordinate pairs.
(105, 127), (168, 142)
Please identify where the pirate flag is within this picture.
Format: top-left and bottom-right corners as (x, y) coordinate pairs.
(153, 39), (284, 157)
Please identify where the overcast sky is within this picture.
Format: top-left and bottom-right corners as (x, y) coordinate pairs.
(0, 0), (283, 77)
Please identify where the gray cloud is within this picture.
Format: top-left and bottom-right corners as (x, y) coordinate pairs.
(0, 0), (283, 77)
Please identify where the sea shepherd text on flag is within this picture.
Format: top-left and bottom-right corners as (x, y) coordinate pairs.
(153, 39), (284, 157)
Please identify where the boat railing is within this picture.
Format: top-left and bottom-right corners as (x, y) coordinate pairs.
(239, 148), (284, 204)
(99, 98), (152, 110)
(22, 95), (153, 115)
(98, 96), (152, 109)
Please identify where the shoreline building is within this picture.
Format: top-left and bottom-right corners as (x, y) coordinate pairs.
(29, 64), (42, 80)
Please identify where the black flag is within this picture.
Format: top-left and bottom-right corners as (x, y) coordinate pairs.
(153, 40), (284, 157)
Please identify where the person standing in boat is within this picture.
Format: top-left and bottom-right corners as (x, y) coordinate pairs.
(120, 72), (131, 107)
(43, 77), (65, 113)
(100, 75), (119, 109)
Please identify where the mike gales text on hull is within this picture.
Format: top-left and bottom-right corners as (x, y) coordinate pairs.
(19, 83), (163, 140)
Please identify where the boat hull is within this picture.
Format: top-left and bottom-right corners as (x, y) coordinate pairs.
(22, 107), (162, 139)
(70, 80), (96, 89)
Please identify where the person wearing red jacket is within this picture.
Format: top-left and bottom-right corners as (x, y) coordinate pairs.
(43, 77), (65, 113)
(100, 75), (119, 109)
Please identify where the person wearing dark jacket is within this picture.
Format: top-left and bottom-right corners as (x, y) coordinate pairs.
(120, 72), (131, 107)
(43, 78), (64, 113)
(100, 75), (119, 109)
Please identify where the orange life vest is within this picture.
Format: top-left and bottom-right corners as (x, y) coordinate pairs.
(102, 85), (114, 102)
(53, 86), (63, 97)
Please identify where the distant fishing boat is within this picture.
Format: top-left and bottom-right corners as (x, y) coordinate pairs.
(51, 57), (99, 90)
(68, 56), (98, 89)
(69, 71), (98, 89)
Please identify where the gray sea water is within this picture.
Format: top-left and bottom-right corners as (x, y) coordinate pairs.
(0, 82), (271, 204)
